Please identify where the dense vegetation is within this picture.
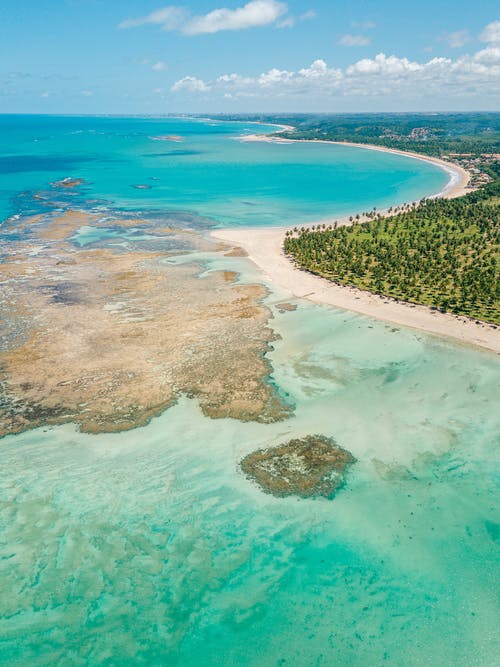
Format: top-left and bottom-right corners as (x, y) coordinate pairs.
(217, 112), (500, 323)
(217, 112), (500, 157)
(284, 164), (500, 324)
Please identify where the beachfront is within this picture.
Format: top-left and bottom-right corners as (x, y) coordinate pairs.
(214, 140), (499, 354)
(238, 133), (472, 199)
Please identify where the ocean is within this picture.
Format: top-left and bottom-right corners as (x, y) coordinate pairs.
(0, 116), (498, 666)
(0, 115), (449, 226)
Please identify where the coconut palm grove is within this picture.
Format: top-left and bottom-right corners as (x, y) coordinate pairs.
(285, 162), (500, 324)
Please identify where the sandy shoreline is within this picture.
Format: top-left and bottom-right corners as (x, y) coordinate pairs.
(213, 138), (498, 353)
(213, 225), (499, 354)
(328, 140), (471, 199)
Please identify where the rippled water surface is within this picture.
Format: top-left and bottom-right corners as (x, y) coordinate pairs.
(1, 304), (499, 665)
(0, 116), (498, 666)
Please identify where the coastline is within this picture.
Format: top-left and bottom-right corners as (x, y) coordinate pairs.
(212, 225), (499, 354)
(330, 140), (471, 199)
(213, 138), (498, 353)
(238, 134), (471, 199)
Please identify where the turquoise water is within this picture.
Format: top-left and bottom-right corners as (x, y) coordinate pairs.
(0, 116), (499, 665)
(0, 115), (449, 226)
(1, 305), (498, 665)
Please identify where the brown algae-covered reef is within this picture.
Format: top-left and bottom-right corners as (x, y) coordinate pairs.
(241, 435), (356, 499)
(0, 204), (292, 438)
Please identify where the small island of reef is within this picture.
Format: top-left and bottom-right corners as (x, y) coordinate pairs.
(241, 435), (356, 499)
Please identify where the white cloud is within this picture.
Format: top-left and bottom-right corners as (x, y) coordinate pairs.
(120, 1), (287, 35)
(344, 49), (500, 96)
(442, 30), (470, 48)
(80, 90), (93, 96)
(278, 7), (316, 29)
(171, 36), (500, 101)
(347, 53), (422, 76)
(300, 10), (316, 21)
(173, 59), (342, 97)
(152, 61), (167, 71)
(277, 16), (295, 28)
(184, 0), (287, 35)
(138, 58), (167, 71)
(480, 20), (500, 44)
(258, 67), (293, 86)
(299, 59), (339, 80)
(171, 76), (211, 92)
(40, 91), (50, 98)
(462, 46), (500, 69)
(119, 6), (187, 30)
(339, 34), (371, 47)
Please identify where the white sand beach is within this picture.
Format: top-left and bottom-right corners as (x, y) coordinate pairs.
(212, 132), (500, 353)
(213, 225), (500, 354)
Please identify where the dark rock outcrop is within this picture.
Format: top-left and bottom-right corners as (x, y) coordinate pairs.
(241, 435), (355, 499)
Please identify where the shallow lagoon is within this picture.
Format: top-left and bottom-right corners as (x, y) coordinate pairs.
(1, 301), (498, 665)
(0, 117), (498, 665)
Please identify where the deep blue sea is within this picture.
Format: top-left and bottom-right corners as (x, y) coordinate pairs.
(0, 116), (498, 666)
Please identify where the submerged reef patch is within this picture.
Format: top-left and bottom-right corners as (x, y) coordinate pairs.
(51, 177), (84, 189)
(275, 302), (297, 313)
(241, 435), (356, 499)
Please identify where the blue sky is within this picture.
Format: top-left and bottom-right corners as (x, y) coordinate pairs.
(1, 0), (499, 113)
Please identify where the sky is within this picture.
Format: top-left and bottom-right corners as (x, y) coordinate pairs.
(1, 0), (499, 113)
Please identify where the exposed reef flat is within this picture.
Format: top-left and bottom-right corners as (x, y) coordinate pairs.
(0, 207), (291, 438)
(241, 435), (356, 499)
